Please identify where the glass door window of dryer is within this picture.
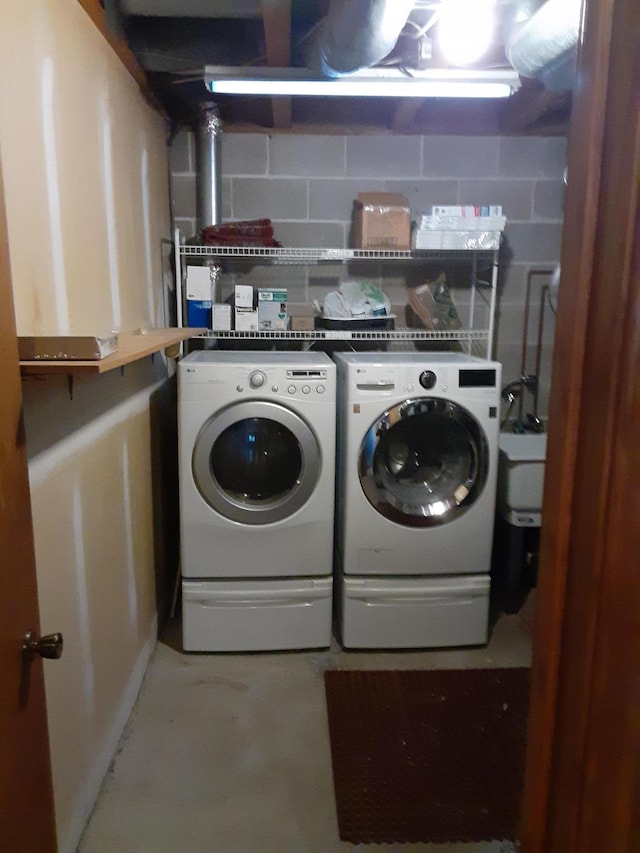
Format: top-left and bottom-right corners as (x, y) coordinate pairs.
(192, 400), (321, 524)
(359, 399), (489, 527)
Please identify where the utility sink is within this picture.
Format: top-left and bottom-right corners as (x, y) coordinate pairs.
(497, 432), (547, 524)
(492, 432), (547, 614)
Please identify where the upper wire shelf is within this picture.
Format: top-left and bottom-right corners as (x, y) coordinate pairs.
(179, 245), (497, 263)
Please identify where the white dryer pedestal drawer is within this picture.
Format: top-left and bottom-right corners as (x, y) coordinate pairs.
(182, 577), (333, 652)
(338, 575), (490, 649)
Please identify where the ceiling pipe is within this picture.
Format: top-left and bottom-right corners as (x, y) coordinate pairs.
(502, 0), (582, 91)
(312, 0), (415, 76)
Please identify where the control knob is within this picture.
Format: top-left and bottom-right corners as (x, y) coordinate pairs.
(419, 370), (437, 390)
(248, 370), (267, 389)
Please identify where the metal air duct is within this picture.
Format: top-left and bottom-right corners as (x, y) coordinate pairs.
(196, 103), (223, 232)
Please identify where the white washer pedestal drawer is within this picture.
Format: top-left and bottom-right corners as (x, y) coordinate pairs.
(182, 577), (333, 652)
(338, 575), (490, 649)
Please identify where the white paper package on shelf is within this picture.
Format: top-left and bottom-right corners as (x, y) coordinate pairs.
(412, 210), (506, 250)
(413, 230), (503, 250)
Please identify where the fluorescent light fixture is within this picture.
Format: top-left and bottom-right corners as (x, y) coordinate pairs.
(204, 66), (520, 99)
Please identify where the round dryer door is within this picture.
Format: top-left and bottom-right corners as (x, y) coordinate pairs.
(359, 398), (489, 527)
(192, 400), (321, 525)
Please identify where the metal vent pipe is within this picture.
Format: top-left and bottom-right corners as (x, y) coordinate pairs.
(196, 102), (223, 232)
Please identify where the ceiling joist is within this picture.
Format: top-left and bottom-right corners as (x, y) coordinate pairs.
(261, 0), (292, 129)
(501, 79), (572, 133)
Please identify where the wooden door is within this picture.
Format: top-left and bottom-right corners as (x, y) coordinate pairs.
(0, 164), (58, 846)
(521, 0), (640, 849)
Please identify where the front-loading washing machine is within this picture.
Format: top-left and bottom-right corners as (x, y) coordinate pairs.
(334, 352), (501, 649)
(178, 351), (336, 651)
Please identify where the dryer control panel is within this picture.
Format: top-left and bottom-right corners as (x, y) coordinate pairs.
(233, 366), (331, 400)
(284, 368), (329, 396)
(179, 352), (336, 405)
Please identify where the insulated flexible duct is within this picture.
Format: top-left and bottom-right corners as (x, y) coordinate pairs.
(313, 0), (415, 76)
(503, 0), (582, 91)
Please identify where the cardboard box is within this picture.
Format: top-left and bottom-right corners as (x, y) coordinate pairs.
(186, 265), (211, 301)
(353, 192), (411, 250)
(187, 300), (211, 327)
(234, 284), (254, 308)
(18, 333), (118, 361)
(211, 303), (232, 331)
(235, 307), (258, 331)
(258, 288), (288, 331)
(288, 304), (315, 331)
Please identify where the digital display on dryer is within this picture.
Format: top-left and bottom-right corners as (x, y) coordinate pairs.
(287, 369), (327, 379)
(459, 369), (497, 388)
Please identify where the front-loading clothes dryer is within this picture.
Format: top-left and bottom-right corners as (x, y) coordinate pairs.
(334, 352), (501, 649)
(178, 351), (336, 651)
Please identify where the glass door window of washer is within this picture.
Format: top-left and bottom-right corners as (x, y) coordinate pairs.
(360, 398), (489, 527)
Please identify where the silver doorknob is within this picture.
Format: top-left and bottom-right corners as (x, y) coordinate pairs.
(22, 630), (64, 660)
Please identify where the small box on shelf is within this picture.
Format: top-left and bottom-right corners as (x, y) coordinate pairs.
(353, 192), (411, 250)
(234, 284), (254, 308)
(212, 304), (232, 331)
(258, 288), (288, 331)
(186, 265), (212, 299)
(187, 300), (212, 327)
(235, 307), (258, 331)
(288, 304), (315, 331)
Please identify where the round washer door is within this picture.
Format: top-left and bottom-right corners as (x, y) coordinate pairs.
(359, 397), (489, 527)
(192, 400), (321, 525)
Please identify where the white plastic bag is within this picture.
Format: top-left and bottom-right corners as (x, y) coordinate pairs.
(322, 280), (391, 319)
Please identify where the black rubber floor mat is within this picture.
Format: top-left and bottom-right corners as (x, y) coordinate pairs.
(324, 667), (530, 844)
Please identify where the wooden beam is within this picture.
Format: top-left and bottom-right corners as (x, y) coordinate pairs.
(501, 79), (572, 133)
(390, 98), (425, 132)
(261, 0), (292, 129)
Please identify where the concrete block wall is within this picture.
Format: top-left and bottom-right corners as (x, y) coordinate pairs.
(169, 130), (567, 419)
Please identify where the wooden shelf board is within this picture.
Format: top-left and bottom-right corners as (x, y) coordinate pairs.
(19, 328), (204, 376)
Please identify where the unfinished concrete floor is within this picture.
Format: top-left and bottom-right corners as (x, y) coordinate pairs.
(78, 597), (535, 853)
